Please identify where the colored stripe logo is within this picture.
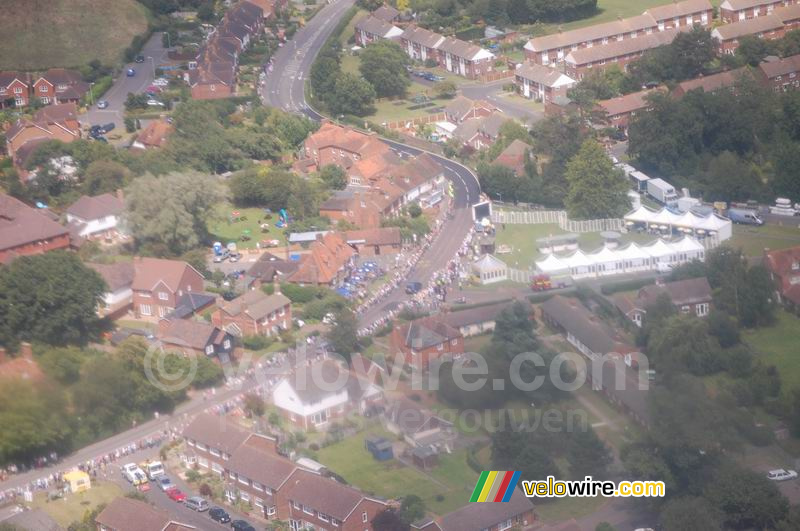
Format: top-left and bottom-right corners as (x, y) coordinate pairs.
(470, 471), (521, 502)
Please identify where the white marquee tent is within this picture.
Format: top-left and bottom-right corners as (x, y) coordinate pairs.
(624, 206), (732, 241)
(535, 237), (706, 279)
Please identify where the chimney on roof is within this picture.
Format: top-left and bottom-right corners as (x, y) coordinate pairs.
(19, 342), (33, 361)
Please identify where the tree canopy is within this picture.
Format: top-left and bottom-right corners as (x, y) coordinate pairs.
(564, 139), (629, 219)
(359, 41), (410, 98)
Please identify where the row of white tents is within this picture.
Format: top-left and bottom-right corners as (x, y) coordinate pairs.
(624, 206), (732, 241)
(535, 237), (706, 279)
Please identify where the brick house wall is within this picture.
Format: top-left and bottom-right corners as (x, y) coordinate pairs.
(133, 272), (204, 319)
(717, 25), (785, 54)
(524, 27), (657, 66)
(211, 301), (291, 337)
(32, 79), (55, 105)
(390, 328), (465, 370)
(0, 233), (71, 263)
(721, 0), (789, 23)
(1, 79), (30, 107)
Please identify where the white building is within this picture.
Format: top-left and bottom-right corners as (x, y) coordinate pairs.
(472, 254), (508, 284)
(65, 193), (125, 239)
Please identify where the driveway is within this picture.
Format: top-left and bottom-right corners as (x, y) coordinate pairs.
(81, 32), (170, 130)
(461, 80), (544, 124)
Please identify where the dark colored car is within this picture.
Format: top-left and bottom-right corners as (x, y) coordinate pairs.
(405, 281), (422, 294)
(101, 123), (115, 133)
(231, 520), (256, 531)
(209, 507), (231, 523)
(135, 55), (145, 63)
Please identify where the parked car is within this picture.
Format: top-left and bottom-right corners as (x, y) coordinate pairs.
(126, 68), (136, 77)
(97, 100), (109, 109)
(229, 252), (241, 262)
(153, 77), (170, 87)
(767, 469), (798, 481)
(185, 497), (209, 512)
(146, 85), (163, 93)
(101, 123), (115, 133)
(209, 507), (231, 523)
(135, 55), (145, 63)
(89, 125), (103, 137)
(166, 487), (187, 502)
(213, 250), (230, 263)
(146, 99), (165, 107)
(158, 477), (174, 491)
(231, 520), (256, 531)
(405, 281), (422, 294)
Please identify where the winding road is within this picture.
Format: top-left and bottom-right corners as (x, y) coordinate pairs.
(261, 0), (482, 328)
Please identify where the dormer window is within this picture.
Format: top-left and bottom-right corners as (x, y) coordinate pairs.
(792, 261), (800, 271)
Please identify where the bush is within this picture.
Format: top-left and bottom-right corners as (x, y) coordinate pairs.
(199, 483), (213, 497)
(424, 58), (438, 68)
(600, 277), (656, 295)
(280, 283), (323, 304)
(242, 335), (274, 350)
(186, 469), (201, 482)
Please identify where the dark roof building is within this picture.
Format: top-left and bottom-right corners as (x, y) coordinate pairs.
(0, 193), (72, 264)
(95, 497), (194, 531)
(438, 487), (534, 531)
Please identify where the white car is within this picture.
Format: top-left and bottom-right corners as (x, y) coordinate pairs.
(767, 469), (798, 481)
(655, 262), (673, 274)
(152, 78), (169, 87)
(147, 99), (165, 107)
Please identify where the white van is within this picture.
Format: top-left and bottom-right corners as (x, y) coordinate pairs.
(185, 497), (209, 512)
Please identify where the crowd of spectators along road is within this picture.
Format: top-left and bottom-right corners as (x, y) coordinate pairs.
(356, 201), (476, 337)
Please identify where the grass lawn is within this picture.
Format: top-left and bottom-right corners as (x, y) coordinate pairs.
(0, 0), (149, 70)
(535, 495), (608, 524)
(316, 427), (477, 515)
(28, 481), (123, 527)
(744, 310), (800, 397)
(726, 223), (800, 258)
(208, 203), (288, 250)
(463, 333), (492, 354)
(494, 222), (657, 268)
(341, 10), (368, 47)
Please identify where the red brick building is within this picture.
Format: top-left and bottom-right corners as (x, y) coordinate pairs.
(597, 89), (661, 132)
(95, 497), (194, 531)
(212, 289), (292, 337)
(288, 232), (356, 286)
(672, 67), (751, 97)
(157, 317), (236, 362)
(400, 25), (445, 63)
(711, 14), (786, 54)
(390, 316), (464, 369)
(31, 69), (89, 105)
(131, 258), (205, 319)
(354, 15), (403, 46)
(183, 413), (275, 475)
(720, 0), (796, 23)
(758, 53), (800, 91)
(644, 0), (714, 30)
(0, 194), (71, 264)
(0, 72), (30, 108)
(764, 246), (800, 309)
(437, 37), (495, 80)
(438, 487), (534, 531)
(344, 227), (402, 256)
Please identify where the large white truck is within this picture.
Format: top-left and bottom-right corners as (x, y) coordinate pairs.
(141, 461), (165, 480)
(646, 178), (679, 207)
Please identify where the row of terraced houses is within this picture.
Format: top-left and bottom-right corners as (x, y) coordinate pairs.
(181, 413), (535, 531)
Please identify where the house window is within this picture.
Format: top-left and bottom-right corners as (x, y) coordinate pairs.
(205, 345), (214, 355)
(450, 339), (458, 346)
(498, 519), (514, 531)
(140, 304), (152, 316)
(240, 491), (250, 502)
(158, 305), (167, 318)
(267, 506), (277, 516)
(362, 512), (368, 523)
(696, 303), (709, 317)
(681, 305), (690, 314)
(318, 512), (330, 522)
(223, 339), (231, 349)
(40, 97), (49, 104)
(292, 500), (301, 510)
(210, 448), (220, 457)
(14, 87), (22, 94)
(14, 98), (23, 106)
(302, 504), (314, 515)
(255, 497), (264, 508)
(39, 85), (47, 93)
(332, 519), (340, 527)
(158, 292), (169, 300)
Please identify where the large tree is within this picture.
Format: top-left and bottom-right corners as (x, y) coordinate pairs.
(0, 252), (106, 349)
(82, 160), (131, 195)
(124, 172), (225, 255)
(704, 462), (789, 529)
(564, 139), (629, 219)
(359, 41), (410, 98)
(328, 73), (376, 117)
(326, 308), (359, 363)
(661, 496), (723, 531)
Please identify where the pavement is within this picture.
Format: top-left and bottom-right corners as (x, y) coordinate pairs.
(81, 32), (170, 131)
(461, 79), (544, 124)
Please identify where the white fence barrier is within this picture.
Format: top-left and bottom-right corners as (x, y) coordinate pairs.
(491, 209), (624, 233)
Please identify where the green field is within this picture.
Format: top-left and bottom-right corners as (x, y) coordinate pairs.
(316, 427), (478, 515)
(28, 482), (123, 527)
(726, 223), (800, 258)
(0, 0), (149, 70)
(208, 204), (289, 250)
(494, 223), (656, 268)
(744, 310), (800, 397)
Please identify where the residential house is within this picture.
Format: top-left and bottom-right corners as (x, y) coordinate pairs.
(400, 25), (445, 63)
(246, 0), (280, 19)
(186, 62), (236, 99)
(95, 497), (194, 531)
(719, 0), (796, 23)
(776, 3), (800, 29)
(386, 152), (445, 203)
(436, 37), (495, 79)
(597, 89), (660, 132)
(168, 292), (218, 319)
(438, 301), (514, 337)
(672, 66), (751, 96)
(302, 122), (393, 172)
(348, 150), (403, 186)
(88, 262), (135, 318)
(758, 53), (800, 91)
(278, 468), (388, 530)
(354, 16), (403, 46)
(492, 138), (532, 176)
(223, 435), (297, 519)
(65, 192), (124, 240)
(524, 13), (659, 65)
(390, 315), (464, 369)
(157, 317), (235, 362)
(711, 14), (785, 54)
(0, 343), (44, 382)
(244, 252), (300, 288)
(5, 103), (81, 173)
(514, 62), (576, 102)
(384, 398), (456, 449)
(0, 193), (71, 264)
(0, 71), (30, 108)
(272, 360), (383, 429)
(764, 246), (800, 308)
(438, 488), (534, 531)
(373, 5), (400, 22)
(344, 227), (402, 256)
(452, 112), (508, 150)
(131, 257), (205, 319)
(540, 295), (649, 424)
(443, 96), (496, 124)
(644, 0), (714, 29)
(182, 412), (273, 474)
(288, 232), (356, 285)
(564, 28), (680, 80)
(132, 119), (174, 149)
(32, 69), (89, 105)
(319, 189), (384, 229)
(212, 289), (292, 337)
(614, 277), (713, 326)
